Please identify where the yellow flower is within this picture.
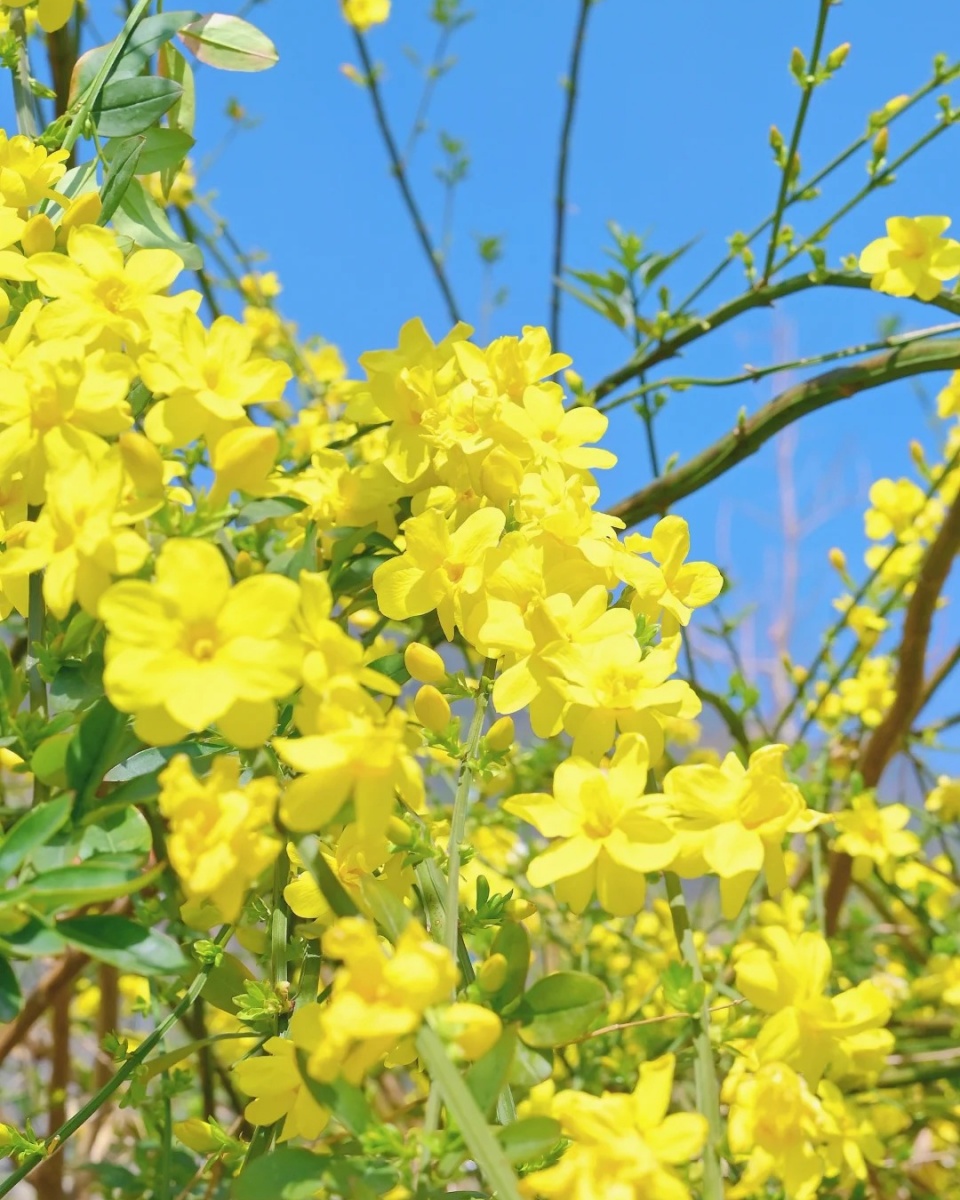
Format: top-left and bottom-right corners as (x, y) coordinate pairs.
(837, 655), (895, 728)
(99, 538), (302, 746)
(505, 734), (677, 916)
(291, 918), (457, 1087)
(434, 1002), (502, 1060)
(1, 0), (75, 34)
(232, 1005), (329, 1141)
(158, 754), (281, 922)
(937, 370), (960, 419)
(858, 216), (960, 300)
(0, 452), (149, 618)
(726, 1061), (828, 1200)
(0, 337), (135, 504)
(661, 744), (820, 918)
(30, 224), (198, 349)
(139, 313), (292, 447)
(734, 928), (892, 1085)
(523, 1054), (706, 1200)
(926, 774), (960, 821)
(623, 514), (723, 627)
(373, 506), (506, 640)
(0, 129), (67, 207)
(341, 0), (390, 31)
(833, 792), (920, 881)
(864, 476), (941, 542)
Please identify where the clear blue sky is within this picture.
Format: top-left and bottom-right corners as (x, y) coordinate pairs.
(14, 2), (960, 729)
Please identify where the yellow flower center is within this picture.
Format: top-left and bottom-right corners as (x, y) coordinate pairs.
(184, 622), (219, 661)
(94, 276), (130, 312)
(445, 561), (465, 583)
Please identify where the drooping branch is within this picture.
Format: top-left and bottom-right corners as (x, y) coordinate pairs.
(549, 0), (594, 351)
(590, 270), (960, 404)
(608, 338), (960, 529)
(824, 487), (960, 934)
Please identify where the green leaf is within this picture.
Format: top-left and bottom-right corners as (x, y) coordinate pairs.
(67, 697), (133, 811)
(518, 971), (607, 1048)
(198, 951), (254, 1014)
(465, 1028), (517, 1118)
(0, 796), (73, 880)
(0, 859), (164, 910)
(660, 961), (705, 1014)
(71, 12), (201, 99)
(237, 497), (306, 524)
(295, 1051), (374, 1137)
(496, 1116), (563, 1166)
(232, 1148), (325, 1200)
(78, 806), (152, 858)
(487, 921), (530, 1010)
(0, 955), (22, 1022)
(113, 177), (202, 269)
(98, 135), (144, 224)
(104, 742), (212, 783)
(416, 1024), (522, 1200)
(102, 127), (195, 177)
(92, 76), (184, 139)
(57, 914), (188, 976)
(158, 43), (196, 138)
(363, 653), (409, 689)
(508, 1040), (554, 1089)
(178, 14), (280, 72)
(0, 917), (66, 959)
(30, 731), (74, 787)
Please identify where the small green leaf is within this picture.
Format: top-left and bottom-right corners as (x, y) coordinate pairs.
(104, 742), (212, 783)
(98, 135), (144, 224)
(0, 917), (66, 959)
(487, 921), (530, 1010)
(71, 12), (201, 100)
(92, 76), (184, 139)
(30, 731), (74, 787)
(1, 860), (164, 911)
(57, 914), (188, 975)
(465, 1028), (517, 1118)
(232, 1148), (326, 1200)
(496, 1116), (563, 1166)
(0, 956), (22, 1022)
(518, 971), (607, 1048)
(101, 127), (195, 177)
(198, 951), (255, 1014)
(67, 697), (133, 811)
(78, 806), (152, 858)
(113, 177), (201, 269)
(178, 14), (280, 73)
(363, 653), (409, 688)
(236, 497), (307, 524)
(0, 796), (73, 880)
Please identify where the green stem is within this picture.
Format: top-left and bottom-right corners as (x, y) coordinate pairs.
(25, 506), (47, 807)
(609, 337), (960, 530)
(663, 873), (723, 1199)
(9, 8), (39, 137)
(444, 659), (496, 965)
(762, 0), (832, 280)
(0, 927), (234, 1199)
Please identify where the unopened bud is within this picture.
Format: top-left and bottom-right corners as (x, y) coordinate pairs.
(485, 716), (515, 752)
(828, 547), (847, 572)
(386, 815), (414, 848)
(414, 684), (451, 733)
(909, 440), (926, 470)
(826, 42), (851, 72)
(872, 126), (888, 158)
(476, 953), (509, 994)
(435, 1002), (502, 1060)
(789, 47), (806, 80)
(504, 898), (536, 921)
(404, 641), (446, 684)
(769, 124), (785, 154)
(174, 1119), (220, 1153)
(21, 214), (55, 256)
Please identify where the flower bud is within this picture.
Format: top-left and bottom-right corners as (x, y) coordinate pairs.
(404, 641), (446, 684)
(485, 715), (515, 752)
(872, 126), (888, 159)
(386, 815), (414, 848)
(476, 953), (509, 994)
(826, 42), (850, 72)
(414, 684), (451, 733)
(436, 1002), (502, 1060)
(174, 1119), (220, 1154)
(828, 547), (846, 572)
(21, 214), (55, 256)
(504, 897), (536, 921)
(789, 47), (806, 80)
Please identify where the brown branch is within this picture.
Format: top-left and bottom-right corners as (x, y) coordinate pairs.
(33, 987), (72, 1200)
(0, 951), (88, 1068)
(608, 338), (960, 530)
(824, 488), (960, 935)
